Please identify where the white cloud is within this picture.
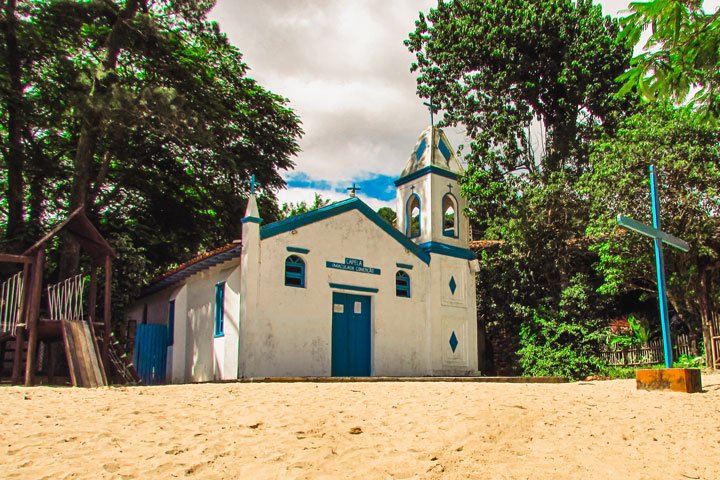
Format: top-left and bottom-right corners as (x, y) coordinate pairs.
(211, 0), (700, 205)
(277, 187), (394, 212)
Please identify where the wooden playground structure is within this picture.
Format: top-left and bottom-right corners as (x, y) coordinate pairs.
(0, 207), (135, 386)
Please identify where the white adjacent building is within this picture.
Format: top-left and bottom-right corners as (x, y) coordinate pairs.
(127, 127), (480, 382)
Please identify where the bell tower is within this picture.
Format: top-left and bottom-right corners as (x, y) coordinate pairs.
(394, 126), (469, 249)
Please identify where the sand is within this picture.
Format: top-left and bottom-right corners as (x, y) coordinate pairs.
(1, 375), (720, 479)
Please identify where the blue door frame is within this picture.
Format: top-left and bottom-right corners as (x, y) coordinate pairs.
(331, 292), (371, 376)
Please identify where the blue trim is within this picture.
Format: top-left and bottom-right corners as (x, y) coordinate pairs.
(260, 197), (430, 265)
(394, 166), (458, 187)
(396, 262), (414, 270)
(415, 138), (427, 161)
(241, 216), (263, 224)
(406, 193), (421, 238)
(419, 242), (477, 260)
(287, 246), (310, 254)
(442, 193), (459, 238)
(329, 282), (379, 293)
(438, 138), (451, 161)
(214, 282), (225, 337)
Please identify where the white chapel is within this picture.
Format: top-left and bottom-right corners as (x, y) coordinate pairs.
(128, 126), (480, 383)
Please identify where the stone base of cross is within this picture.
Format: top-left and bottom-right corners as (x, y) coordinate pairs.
(617, 165), (689, 368)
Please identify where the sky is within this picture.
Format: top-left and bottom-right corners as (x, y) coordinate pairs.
(206, 0), (710, 211)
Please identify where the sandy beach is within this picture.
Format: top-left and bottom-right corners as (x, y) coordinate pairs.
(2, 375), (719, 479)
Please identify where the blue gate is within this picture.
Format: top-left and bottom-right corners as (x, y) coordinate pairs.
(134, 324), (168, 385)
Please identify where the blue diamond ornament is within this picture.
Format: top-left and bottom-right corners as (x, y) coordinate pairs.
(449, 331), (458, 352)
(449, 276), (457, 295)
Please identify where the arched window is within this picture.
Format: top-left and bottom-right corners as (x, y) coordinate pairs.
(442, 193), (458, 238)
(284, 255), (305, 288)
(396, 270), (410, 298)
(406, 194), (421, 238)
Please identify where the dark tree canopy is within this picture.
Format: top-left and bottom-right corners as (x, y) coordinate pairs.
(0, 0), (302, 316)
(0, 0), (301, 255)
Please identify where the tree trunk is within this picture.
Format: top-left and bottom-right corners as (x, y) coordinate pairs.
(60, 0), (142, 277)
(2, 0), (26, 246)
(699, 270), (716, 368)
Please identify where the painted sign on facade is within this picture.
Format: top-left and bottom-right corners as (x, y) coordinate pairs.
(326, 257), (381, 275)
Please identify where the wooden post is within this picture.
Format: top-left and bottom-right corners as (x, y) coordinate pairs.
(88, 263), (98, 324)
(11, 261), (31, 384)
(24, 249), (45, 386)
(102, 255), (112, 373)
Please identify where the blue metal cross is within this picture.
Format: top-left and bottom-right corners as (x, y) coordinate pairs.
(423, 97), (434, 128)
(247, 174), (258, 195)
(617, 165), (690, 368)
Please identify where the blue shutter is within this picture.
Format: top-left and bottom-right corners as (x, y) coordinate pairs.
(167, 299), (175, 346)
(214, 282), (225, 336)
(396, 271), (411, 298)
(285, 255), (306, 288)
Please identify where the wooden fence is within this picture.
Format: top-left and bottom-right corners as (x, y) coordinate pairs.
(601, 334), (700, 366)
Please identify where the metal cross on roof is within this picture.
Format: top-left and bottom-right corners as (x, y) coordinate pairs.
(247, 174), (259, 195)
(617, 165), (690, 368)
(447, 183), (453, 193)
(423, 97), (435, 128)
(347, 183), (361, 197)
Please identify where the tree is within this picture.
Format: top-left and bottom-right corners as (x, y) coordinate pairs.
(376, 207), (396, 226)
(618, 0), (720, 121)
(0, 1), (302, 319)
(280, 193), (331, 219)
(583, 103), (720, 365)
(407, 0), (633, 376)
(407, 0), (632, 189)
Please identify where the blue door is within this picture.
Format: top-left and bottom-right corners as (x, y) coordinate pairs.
(134, 324), (168, 385)
(331, 292), (371, 376)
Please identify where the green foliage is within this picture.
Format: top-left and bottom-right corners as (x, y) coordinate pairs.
(407, 0), (632, 200)
(280, 193), (331, 219)
(0, 1), (302, 283)
(518, 274), (606, 379)
(618, 0), (720, 122)
(583, 103), (720, 350)
(376, 207), (396, 226)
(673, 354), (705, 369)
(600, 365), (637, 379)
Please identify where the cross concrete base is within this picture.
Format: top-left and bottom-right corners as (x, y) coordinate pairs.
(636, 368), (702, 393)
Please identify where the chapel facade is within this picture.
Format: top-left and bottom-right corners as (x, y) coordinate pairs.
(127, 127), (480, 382)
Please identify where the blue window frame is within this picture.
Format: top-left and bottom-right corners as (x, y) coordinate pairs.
(214, 282), (225, 337)
(396, 270), (411, 298)
(285, 255), (306, 288)
(167, 299), (175, 346)
(442, 193), (458, 238)
(406, 194), (421, 238)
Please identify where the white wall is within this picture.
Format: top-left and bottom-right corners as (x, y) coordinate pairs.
(242, 209), (435, 377)
(182, 260), (240, 382)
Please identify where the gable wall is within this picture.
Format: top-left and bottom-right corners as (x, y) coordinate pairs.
(241, 209), (432, 377)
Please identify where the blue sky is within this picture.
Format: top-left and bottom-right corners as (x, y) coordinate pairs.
(209, 0), (718, 211)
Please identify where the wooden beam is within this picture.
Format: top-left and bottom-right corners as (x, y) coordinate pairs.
(0, 253), (32, 264)
(88, 264), (98, 324)
(11, 262), (31, 384)
(24, 249), (45, 386)
(102, 255), (112, 374)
